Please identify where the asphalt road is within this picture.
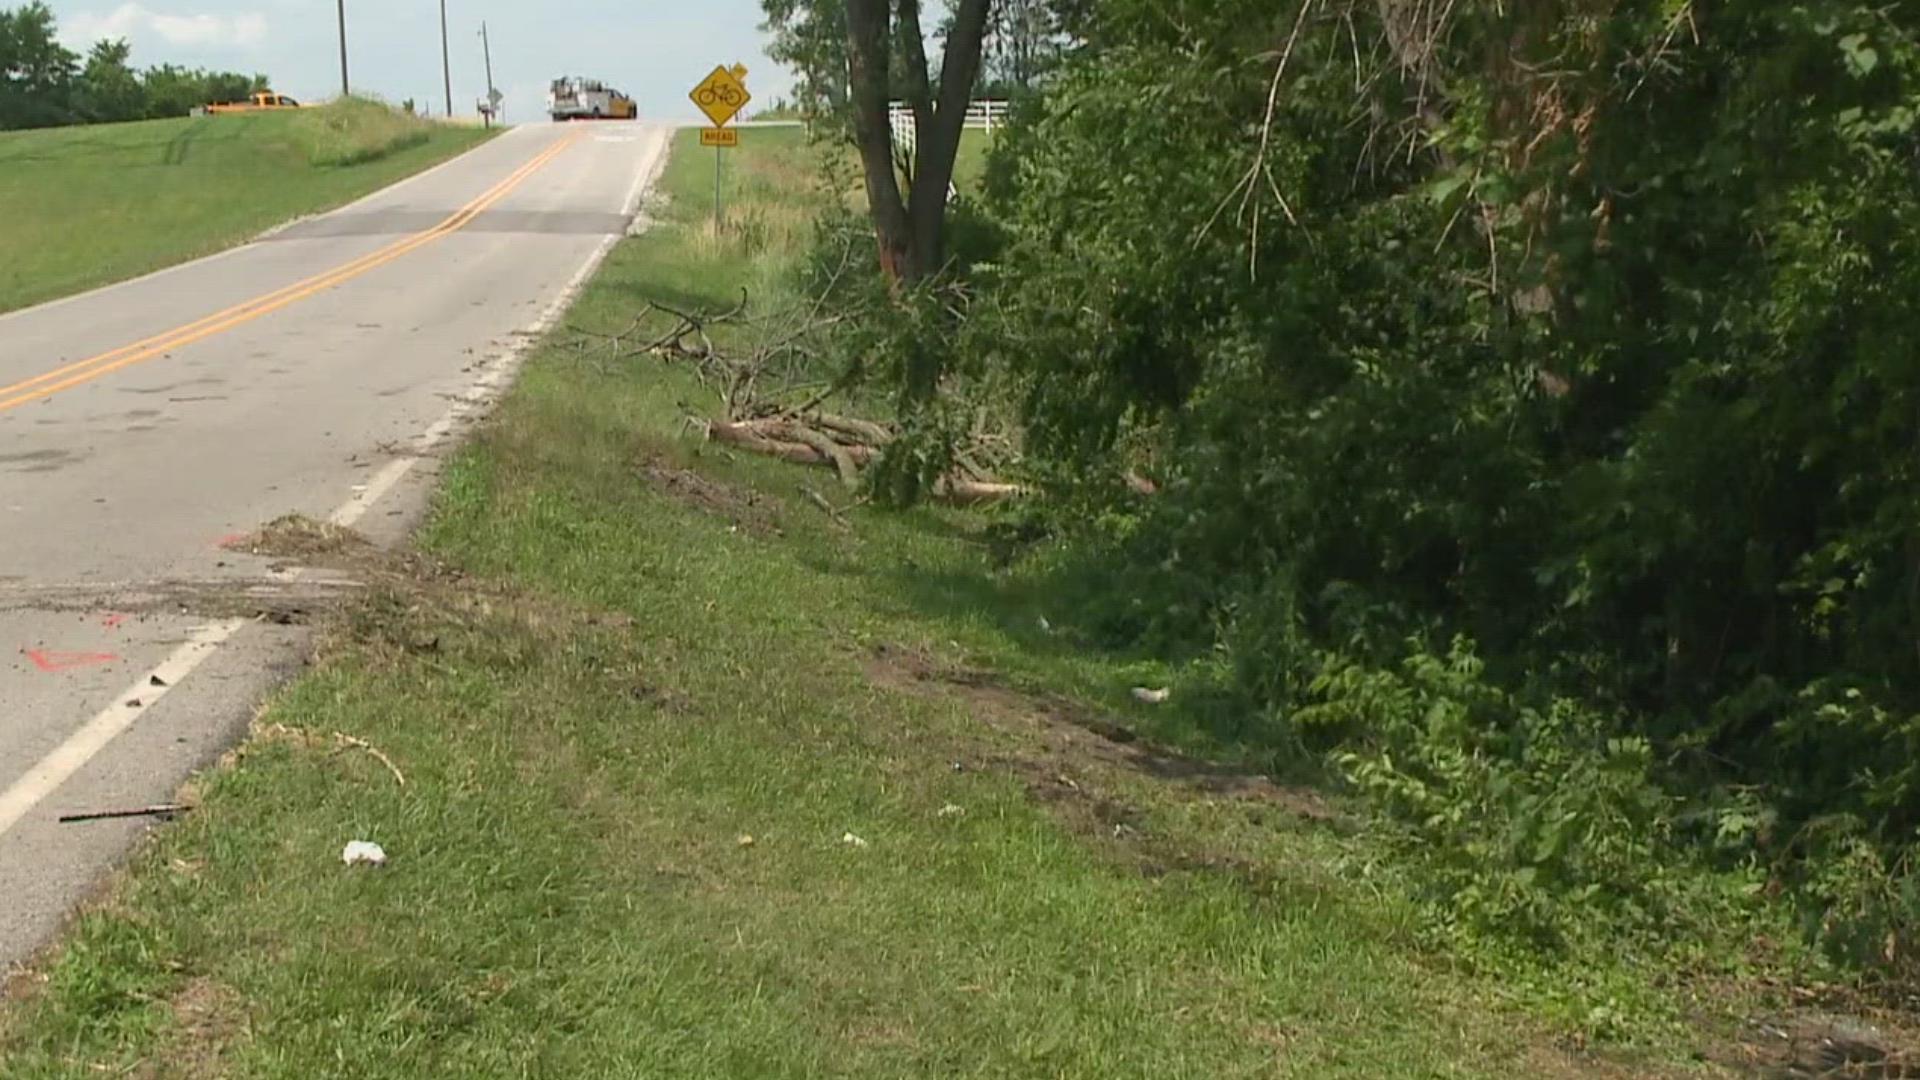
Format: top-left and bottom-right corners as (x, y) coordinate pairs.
(0, 121), (670, 973)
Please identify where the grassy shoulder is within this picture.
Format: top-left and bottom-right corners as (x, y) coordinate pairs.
(0, 129), (1725, 1078)
(0, 98), (494, 314)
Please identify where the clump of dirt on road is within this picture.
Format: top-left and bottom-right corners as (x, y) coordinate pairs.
(232, 514), (370, 560)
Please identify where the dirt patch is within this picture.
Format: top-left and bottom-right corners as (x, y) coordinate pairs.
(863, 641), (1336, 823)
(134, 975), (247, 1079)
(643, 461), (783, 537)
(230, 514), (371, 560)
(1703, 1010), (1920, 1078)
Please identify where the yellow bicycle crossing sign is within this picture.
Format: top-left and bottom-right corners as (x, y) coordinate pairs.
(690, 64), (751, 128)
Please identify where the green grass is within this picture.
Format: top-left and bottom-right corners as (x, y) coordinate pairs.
(0, 99), (495, 314)
(0, 129), (1696, 1078)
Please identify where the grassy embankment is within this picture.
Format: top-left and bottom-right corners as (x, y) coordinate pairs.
(0, 128), (1723, 1078)
(0, 97), (494, 314)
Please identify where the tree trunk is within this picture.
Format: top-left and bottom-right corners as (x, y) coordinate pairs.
(845, 0), (913, 279)
(843, 0), (994, 282)
(906, 0), (991, 278)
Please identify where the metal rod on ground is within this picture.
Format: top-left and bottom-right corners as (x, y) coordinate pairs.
(60, 804), (192, 824)
(439, 0), (453, 117)
(336, 0), (349, 96)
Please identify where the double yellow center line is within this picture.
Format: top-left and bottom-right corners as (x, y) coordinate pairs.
(0, 132), (583, 417)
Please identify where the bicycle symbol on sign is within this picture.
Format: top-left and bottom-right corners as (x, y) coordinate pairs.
(695, 84), (745, 108)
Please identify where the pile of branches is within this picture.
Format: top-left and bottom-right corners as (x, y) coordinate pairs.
(562, 284), (1023, 505)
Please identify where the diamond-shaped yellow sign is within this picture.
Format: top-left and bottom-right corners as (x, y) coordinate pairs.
(690, 65), (751, 128)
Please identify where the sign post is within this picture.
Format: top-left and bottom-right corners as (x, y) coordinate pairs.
(689, 64), (751, 234)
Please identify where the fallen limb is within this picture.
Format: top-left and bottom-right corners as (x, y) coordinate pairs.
(604, 292), (1024, 505)
(334, 731), (407, 788)
(800, 483), (855, 530)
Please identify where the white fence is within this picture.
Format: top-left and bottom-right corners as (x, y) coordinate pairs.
(888, 99), (1009, 145)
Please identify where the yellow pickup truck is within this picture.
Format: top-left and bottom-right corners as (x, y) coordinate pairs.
(191, 92), (302, 117)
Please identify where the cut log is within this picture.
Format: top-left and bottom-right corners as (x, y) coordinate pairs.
(708, 421), (825, 467)
(708, 421), (877, 470)
(785, 424), (863, 488)
(809, 412), (896, 447)
(933, 477), (1029, 504)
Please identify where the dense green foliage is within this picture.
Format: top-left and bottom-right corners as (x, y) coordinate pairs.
(0, 3), (267, 130)
(787, 0), (1920, 976)
(970, 0), (1920, 968)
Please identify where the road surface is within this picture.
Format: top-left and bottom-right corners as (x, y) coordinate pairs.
(0, 121), (670, 973)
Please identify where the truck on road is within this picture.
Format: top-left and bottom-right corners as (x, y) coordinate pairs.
(547, 77), (636, 121)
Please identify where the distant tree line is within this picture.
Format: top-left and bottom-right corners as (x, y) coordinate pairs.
(0, 2), (269, 131)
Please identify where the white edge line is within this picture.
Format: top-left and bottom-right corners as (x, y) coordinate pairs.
(0, 126), (670, 840)
(328, 125), (672, 528)
(0, 125), (533, 328)
(0, 620), (245, 837)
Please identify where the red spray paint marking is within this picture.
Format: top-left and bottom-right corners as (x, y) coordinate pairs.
(25, 649), (120, 673)
(100, 613), (128, 630)
(215, 533), (248, 550)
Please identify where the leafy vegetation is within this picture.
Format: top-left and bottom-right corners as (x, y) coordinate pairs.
(762, 0), (1920, 993)
(0, 100), (492, 312)
(1, 3), (271, 129)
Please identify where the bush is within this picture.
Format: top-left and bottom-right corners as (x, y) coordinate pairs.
(1299, 638), (1680, 942)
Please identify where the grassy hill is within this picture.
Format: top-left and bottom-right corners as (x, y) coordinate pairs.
(0, 99), (495, 314)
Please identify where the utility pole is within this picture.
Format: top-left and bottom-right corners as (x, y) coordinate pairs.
(479, 22), (496, 126)
(438, 0), (453, 117)
(335, 0), (349, 96)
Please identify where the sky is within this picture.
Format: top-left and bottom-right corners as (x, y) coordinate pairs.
(45, 0), (796, 124)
